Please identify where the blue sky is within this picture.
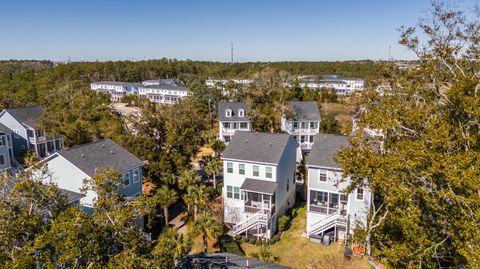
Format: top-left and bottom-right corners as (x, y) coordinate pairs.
(0, 0), (470, 61)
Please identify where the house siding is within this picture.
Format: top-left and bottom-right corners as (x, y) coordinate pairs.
(0, 111), (29, 159)
(0, 133), (12, 171)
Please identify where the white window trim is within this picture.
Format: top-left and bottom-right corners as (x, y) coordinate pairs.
(319, 171), (327, 182)
(238, 109), (244, 117)
(0, 154), (4, 165)
(133, 168), (140, 183)
(356, 188), (364, 200)
(123, 172), (131, 186)
(225, 109), (232, 117)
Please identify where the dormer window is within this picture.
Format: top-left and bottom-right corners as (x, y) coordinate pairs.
(238, 109), (245, 117)
(226, 109), (232, 117)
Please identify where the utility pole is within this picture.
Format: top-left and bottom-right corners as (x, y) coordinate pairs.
(231, 42), (234, 64)
(389, 45), (392, 61)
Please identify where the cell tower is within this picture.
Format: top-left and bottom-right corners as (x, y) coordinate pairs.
(231, 42), (234, 64)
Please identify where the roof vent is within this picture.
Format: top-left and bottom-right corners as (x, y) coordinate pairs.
(81, 153), (85, 158)
(245, 139), (248, 143)
(269, 141), (272, 146)
(324, 136), (327, 140)
(110, 150), (114, 155)
(102, 144), (105, 148)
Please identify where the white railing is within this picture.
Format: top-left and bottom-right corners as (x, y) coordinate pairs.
(308, 214), (347, 236)
(230, 212), (268, 236)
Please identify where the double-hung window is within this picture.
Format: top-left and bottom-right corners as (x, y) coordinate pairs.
(227, 186), (233, 198)
(356, 188), (364, 200)
(123, 172), (130, 186)
(227, 162), (233, 173)
(319, 171), (327, 182)
(239, 164), (245, 175)
(227, 186), (240, 199)
(253, 165), (259, 177)
(265, 167), (272, 179)
(133, 168), (140, 183)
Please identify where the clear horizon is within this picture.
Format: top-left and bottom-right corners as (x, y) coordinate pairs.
(0, 0), (475, 62)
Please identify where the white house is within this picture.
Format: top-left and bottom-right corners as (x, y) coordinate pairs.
(90, 81), (143, 102)
(218, 102), (251, 144)
(90, 79), (189, 104)
(299, 75), (366, 95)
(206, 78), (253, 88)
(222, 131), (297, 240)
(306, 134), (371, 242)
(281, 101), (320, 152)
(41, 138), (143, 212)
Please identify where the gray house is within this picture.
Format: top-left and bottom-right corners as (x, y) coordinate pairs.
(306, 134), (371, 242)
(41, 138), (143, 211)
(218, 102), (251, 144)
(0, 123), (13, 172)
(0, 106), (64, 161)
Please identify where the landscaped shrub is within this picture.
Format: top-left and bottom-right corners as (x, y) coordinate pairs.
(271, 235), (280, 244)
(278, 215), (290, 232)
(248, 238), (257, 245)
(240, 236), (248, 243)
(255, 240), (262, 246)
(218, 234), (244, 256)
(234, 235), (241, 241)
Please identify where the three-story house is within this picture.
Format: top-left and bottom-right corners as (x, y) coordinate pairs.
(281, 101), (320, 152)
(306, 134), (371, 242)
(221, 131), (297, 240)
(218, 102), (251, 144)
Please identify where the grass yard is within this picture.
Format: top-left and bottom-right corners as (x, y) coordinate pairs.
(241, 207), (369, 269)
(321, 102), (354, 131)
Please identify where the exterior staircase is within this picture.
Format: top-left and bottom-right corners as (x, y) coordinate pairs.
(230, 212), (269, 237)
(308, 214), (347, 237)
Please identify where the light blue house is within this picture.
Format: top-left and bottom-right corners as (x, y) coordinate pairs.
(0, 123), (13, 172)
(0, 106), (64, 161)
(306, 134), (371, 242)
(41, 138), (143, 212)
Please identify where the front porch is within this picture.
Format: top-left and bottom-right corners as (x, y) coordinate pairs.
(29, 135), (64, 158)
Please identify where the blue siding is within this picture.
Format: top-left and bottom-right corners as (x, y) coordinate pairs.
(0, 111), (29, 160)
(117, 166), (143, 197)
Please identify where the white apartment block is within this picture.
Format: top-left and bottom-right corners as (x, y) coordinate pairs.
(90, 82), (143, 102)
(281, 101), (320, 152)
(206, 78), (253, 88)
(90, 79), (189, 104)
(218, 102), (251, 144)
(306, 134), (371, 242)
(222, 131), (297, 240)
(298, 75), (366, 95)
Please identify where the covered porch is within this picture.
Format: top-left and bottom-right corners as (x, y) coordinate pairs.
(240, 178), (276, 216)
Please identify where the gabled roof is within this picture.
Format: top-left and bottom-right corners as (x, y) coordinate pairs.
(0, 123), (12, 134)
(286, 101), (320, 121)
(4, 106), (44, 128)
(222, 131), (293, 164)
(307, 134), (349, 169)
(141, 84), (189, 92)
(218, 102), (250, 122)
(56, 138), (143, 177)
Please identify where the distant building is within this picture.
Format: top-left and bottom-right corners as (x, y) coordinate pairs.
(298, 75), (366, 95)
(0, 106), (64, 161)
(222, 131), (296, 240)
(91, 79), (189, 104)
(90, 82), (143, 102)
(206, 78), (253, 88)
(281, 101), (321, 152)
(218, 102), (251, 144)
(306, 134), (371, 242)
(41, 138), (143, 211)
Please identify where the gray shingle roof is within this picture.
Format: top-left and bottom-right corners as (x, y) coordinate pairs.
(177, 253), (291, 269)
(221, 131), (293, 164)
(307, 134), (349, 169)
(241, 178), (277, 194)
(286, 101), (320, 121)
(218, 102), (250, 122)
(57, 138), (143, 177)
(142, 79), (177, 86)
(5, 106), (44, 128)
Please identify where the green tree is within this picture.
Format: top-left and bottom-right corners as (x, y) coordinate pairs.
(337, 2), (480, 268)
(154, 185), (179, 226)
(319, 113), (341, 134)
(250, 244), (277, 263)
(201, 156), (222, 190)
(191, 212), (222, 253)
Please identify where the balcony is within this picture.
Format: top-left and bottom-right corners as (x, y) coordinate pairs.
(290, 128), (319, 135)
(29, 135), (63, 144)
(309, 204), (347, 216)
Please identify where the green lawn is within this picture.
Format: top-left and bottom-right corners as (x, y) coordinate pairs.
(241, 207), (369, 269)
